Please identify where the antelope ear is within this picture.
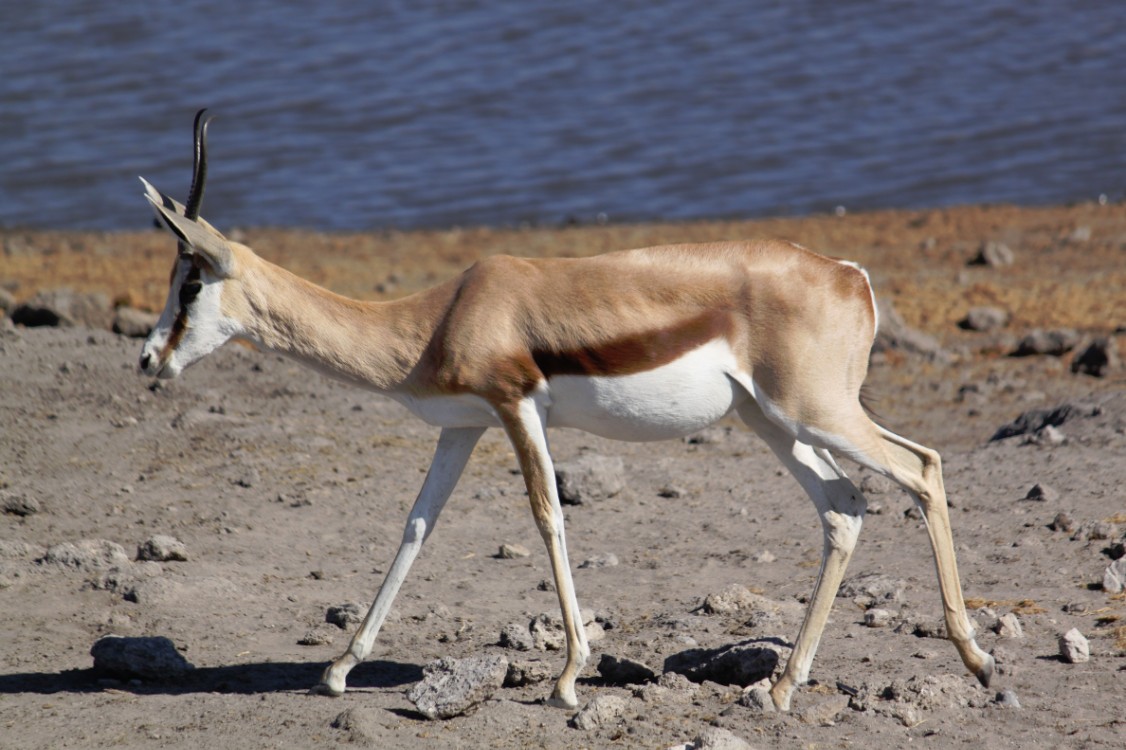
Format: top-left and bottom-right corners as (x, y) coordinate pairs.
(145, 191), (236, 278)
(139, 176), (221, 235)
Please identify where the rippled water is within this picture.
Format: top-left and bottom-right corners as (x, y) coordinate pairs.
(2, 1), (1123, 231)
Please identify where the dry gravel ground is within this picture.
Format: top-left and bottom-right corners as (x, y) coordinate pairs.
(2, 205), (1125, 749)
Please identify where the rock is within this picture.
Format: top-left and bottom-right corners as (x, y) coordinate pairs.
(297, 627), (336, 646)
(859, 474), (893, 495)
(797, 694), (850, 725)
(136, 535), (188, 562)
(326, 602), (367, 629)
(1058, 628), (1090, 663)
(1023, 483), (1059, 502)
(578, 552), (619, 569)
(872, 298), (949, 362)
(990, 402), (1099, 441)
(406, 654), (508, 720)
(529, 612), (565, 651)
(1, 490), (40, 516)
(1102, 558), (1126, 594)
(969, 241), (1014, 267)
(568, 693), (627, 730)
(90, 635), (194, 680)
(11, 288), (113, 329)
(1012, 328), (1081, 357)
(752, 550), (777, 564)
(664, 640), (784, 686)
(994, 613), (1024, 639)
(555, 455), (625, 504)
(959, 306), (1009, 332)
(497, 543), (531, 559)
(1071, 521), (1114, 542)
(1071, 337), (1119, 377)
(995, 689), (1021, 709)
(40, 540), (130, 571)
(503, 659), (553, 687)
(0, 287), (15, 316)
(699, 583), (761, 615)
(1048, 512), (1075, 533)
(499, 622), (535, 651)
(683, 726), (756, 750)
(838, 572), (906, 607)
(738, 685), (776, 712)
(880, 673), (989, 709)
(112, 307), (159, 338)
(598, 654), (658, 685)
(864, 608), (894, 628)
(0, 540), (46, 560)
(330, 707), (381, 746)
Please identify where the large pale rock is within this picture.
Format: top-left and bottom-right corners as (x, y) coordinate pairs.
(555, 455), (625, 504)
(1058, 628), (1090, 663)
(407, 655), (508, 719)
(1102, 558), (1126, 594)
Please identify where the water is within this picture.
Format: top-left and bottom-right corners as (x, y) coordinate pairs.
(2, 1), (1123, 232)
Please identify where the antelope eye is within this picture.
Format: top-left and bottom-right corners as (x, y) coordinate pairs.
(179, 280), (203, 306)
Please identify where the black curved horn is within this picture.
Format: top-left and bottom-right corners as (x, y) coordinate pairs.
(184, 108), (215, 221)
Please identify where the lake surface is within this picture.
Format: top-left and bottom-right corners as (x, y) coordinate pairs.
(2, 1), (1123, 231)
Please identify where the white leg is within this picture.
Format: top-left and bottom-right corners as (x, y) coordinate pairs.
(498, 397), (589, 709)
(737, 401), (867, 711)
(314, 426), (485, 696)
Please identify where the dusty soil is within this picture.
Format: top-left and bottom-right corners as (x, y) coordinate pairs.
(2, 203), (1125, 749)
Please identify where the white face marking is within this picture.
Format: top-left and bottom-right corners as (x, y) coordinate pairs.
(545, 337), (745, 441)
(139, 255), (243, 378)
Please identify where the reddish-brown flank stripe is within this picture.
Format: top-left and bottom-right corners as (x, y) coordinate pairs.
(531, 309), (735, 378)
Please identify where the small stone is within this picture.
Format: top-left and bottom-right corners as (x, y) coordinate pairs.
(407, 655), (508, 720)
(499, 622), (534, 651)
(838, 572), (906, 607)
(739, 685), (776, 712)
(497, 543), (531, 559)
(752, 550), (776, 564)
(529, 612), (565, 651)
(136, 535), (188, 562)
(969, 241), (1014, 267)
(597, 654), (658, 685)
(995, 689), (1021, 708)
(330, 707), (380, 745)
(1058, 628), (1090, 663)
(1048, 512), (1075, 533)
(700, 583), (760, 615)
(864, 608), (894, 628)
(959, 306), (1009, 332)
(554, 455), (625, 505)
(298, 627), (336, 646)
(1024, 484), (1059, 502)
(1102, 558), (1126, 594)
(568, 693), (627, 730)
(1012, 329), (1081, 357)
(994, 613), (1023, 639)
(1, 491), (40, 517)
(859, 474), (893, 495)
(1071, 337), (1119, 378)
(578, 552), (619, 569)
(40, 540), (130, 571)
(326, 602), (367, 629)
(1071, 521), (1114, 542)
(503, 659), (552, 687)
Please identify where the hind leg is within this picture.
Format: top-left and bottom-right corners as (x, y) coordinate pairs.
(737, 399), (868, 711)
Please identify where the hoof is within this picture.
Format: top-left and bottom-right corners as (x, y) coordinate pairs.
(974, 653), (995, 689)
(544, 694), (579, 710)
(309, 682), (344, 698)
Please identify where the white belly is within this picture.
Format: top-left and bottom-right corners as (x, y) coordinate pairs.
(393, 338), (746, 440)
(545, 337), (745, 441)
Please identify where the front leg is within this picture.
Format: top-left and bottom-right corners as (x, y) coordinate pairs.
(314, 426), (485, 696)
(497, 397), (590, 709)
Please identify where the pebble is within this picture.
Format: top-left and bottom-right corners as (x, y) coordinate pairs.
(1102, 558), (1126, 594)
(597, 653), (658, 685)
(1, 490), (40, 517)
(969, 240), (1014, 267)
(497, 542), (531, 559)
(1023, 483), (1059, 502)
(554, 455), (625, 504)
(529, 612), (565, 651)
(994, 689), (1021, 709)
(675, 727), (756, 750)
(994, 613), (1023, 638)
(699, 583), (760, 615)
(499, 622), (535, 651)
(330, 707), (381, 745)
(1058, 628), (1090, 663)
(325, 602), (367, 629)
(136, 535), (188, 562)
(738, 685), (776, 713)
(864, 608), (894, 628)
(568, 693), (627, 730)
(578, 552), (619, 569)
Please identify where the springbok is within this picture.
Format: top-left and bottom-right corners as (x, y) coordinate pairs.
(138, 110), (992, 711)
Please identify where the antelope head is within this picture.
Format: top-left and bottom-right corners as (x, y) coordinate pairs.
(139, 110), (246, 378)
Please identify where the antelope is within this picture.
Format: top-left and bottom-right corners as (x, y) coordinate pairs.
(137, 110), (993, 711)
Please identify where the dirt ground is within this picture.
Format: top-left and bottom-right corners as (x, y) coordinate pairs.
(1, 203), (1125, 749)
